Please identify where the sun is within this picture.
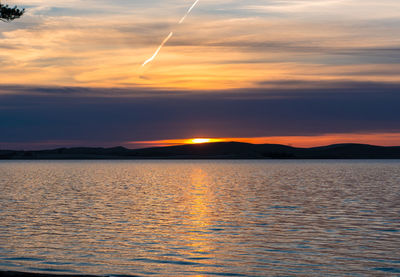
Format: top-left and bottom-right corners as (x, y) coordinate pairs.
(190, 138), (212, 144)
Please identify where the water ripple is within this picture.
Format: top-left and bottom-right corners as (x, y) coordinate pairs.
(0, 160), (399, 276)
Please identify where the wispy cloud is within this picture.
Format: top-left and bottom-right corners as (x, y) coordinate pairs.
(1, 0), (399, 89)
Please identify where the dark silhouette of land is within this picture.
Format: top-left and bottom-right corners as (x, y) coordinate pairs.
(1, 142), (400, 159)
(0, 271), (101, 277)
(0, 271), (139, 277)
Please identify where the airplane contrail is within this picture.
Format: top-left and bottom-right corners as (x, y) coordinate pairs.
(142, 0), (200, 67)
(179, 0), (200, 24)
(142, 32), (173, 67)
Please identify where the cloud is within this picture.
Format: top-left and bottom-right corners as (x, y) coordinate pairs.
(1, 0), (398, 150)
(1, 82), (399, 149)
(1, 0), (399, 89)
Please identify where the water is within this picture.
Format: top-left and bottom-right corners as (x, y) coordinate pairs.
(0, 160), (399, 276)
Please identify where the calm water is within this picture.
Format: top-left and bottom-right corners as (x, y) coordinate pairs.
(0, 160), (399, 276)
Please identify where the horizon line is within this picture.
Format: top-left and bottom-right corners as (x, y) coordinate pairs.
(2, 141), (400, 152)
(2, 132), (400, 151)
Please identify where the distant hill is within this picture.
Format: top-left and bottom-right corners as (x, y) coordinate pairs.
(1, 142), (400, 159)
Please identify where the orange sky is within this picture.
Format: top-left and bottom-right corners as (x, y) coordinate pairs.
(1, 0), (399, 149)
(1, 0), (400, 90)
(127, 133), (400, 149)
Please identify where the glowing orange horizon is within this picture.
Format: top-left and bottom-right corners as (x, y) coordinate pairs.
(127, 133), (400, 148)
(190, 138), (216, 144)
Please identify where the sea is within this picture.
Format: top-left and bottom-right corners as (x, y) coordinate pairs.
(0, 160), (399, 276)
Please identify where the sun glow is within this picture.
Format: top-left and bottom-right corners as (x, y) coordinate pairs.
(190, 138), (212, 144)
(126, 132), (400, 149)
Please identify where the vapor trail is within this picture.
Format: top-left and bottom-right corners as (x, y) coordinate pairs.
(179, 0), (200, 24)
(142, 32), (173, 67)
(142, 0), (200, 67)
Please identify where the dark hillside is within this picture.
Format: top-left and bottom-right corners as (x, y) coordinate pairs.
(1, 142), (400, 159)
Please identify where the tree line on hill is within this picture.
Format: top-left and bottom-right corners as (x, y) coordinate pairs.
(1, 142), (400, 159)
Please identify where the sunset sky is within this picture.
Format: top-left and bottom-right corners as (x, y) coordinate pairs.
(1, 0), (400, 149)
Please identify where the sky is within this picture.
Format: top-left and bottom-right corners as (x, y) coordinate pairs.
(1, 0), (400, 149)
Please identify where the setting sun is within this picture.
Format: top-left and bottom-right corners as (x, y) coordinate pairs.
(190, 138), (212, 144)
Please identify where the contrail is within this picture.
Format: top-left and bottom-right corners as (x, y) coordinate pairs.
(179, 0), (200, 24)
(142, 0), (200, 67)
(142, 32), (173, 67)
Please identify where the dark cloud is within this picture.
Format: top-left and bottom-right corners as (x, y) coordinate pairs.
(1, 81), (399, 149)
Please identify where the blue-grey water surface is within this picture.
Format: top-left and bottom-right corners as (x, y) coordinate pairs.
(0, 160), (399, 276)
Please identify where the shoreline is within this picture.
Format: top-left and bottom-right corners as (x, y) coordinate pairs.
(0, 271), (138, 277)
(2, 142), (400, 160)
(0, 271), (94, 277)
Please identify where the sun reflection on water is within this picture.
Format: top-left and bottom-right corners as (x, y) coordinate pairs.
(183, 167), (215, 272)
(1, 161), (400, 276)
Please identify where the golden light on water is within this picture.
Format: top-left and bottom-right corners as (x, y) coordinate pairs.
(184, 167), (214, 271)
